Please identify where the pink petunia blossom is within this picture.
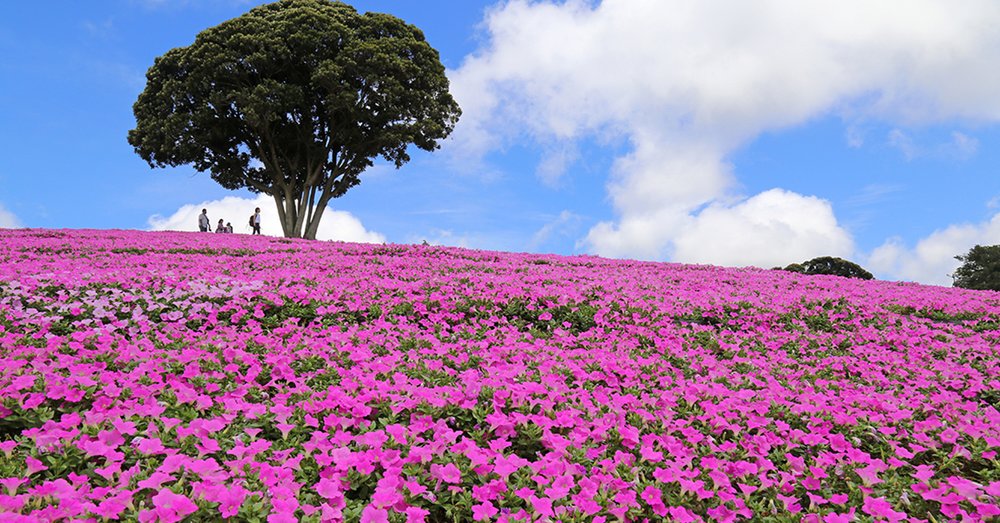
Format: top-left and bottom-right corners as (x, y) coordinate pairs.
(912, 464), (935, 483)
(5, 228), (1000, 522)
(24, 456), (47, 475)
(939, 428), (960, 445)
(360, 506), (389, 523)
(150, 489), (198, 523)
(862, 496), (906, 522)
(405, 506), (430, 523)
(430, 463), (462, 484)
(472, 501), (499, 521)
(528, 495), (555, 517)
(138, 471), (175, 491)
(315, 477), (341, 499)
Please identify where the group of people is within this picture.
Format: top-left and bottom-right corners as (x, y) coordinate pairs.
(198, 207), (261, 235)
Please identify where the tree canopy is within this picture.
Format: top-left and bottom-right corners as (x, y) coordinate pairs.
(952, 244), (1000, 291)
(128, 0), (461, 239)
(781, 256), (875, 280)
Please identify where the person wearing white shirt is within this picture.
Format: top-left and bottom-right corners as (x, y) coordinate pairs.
(252, 208), (262, 235)
(198, 209), (210, 232)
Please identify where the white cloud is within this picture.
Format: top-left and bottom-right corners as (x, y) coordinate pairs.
(845, 184), (903, 207)
(147, 194), (386, 243)
(536, 145), (578, 186)
(584, 189), (854, 266)
(583, 213), (679, 261)
(867, 213), (1000, 286)
(0, 202), (21, 228)
(606, 140), (734, 216)
(887, 128), (918, 160)
(449, 0), (1000, 264)
(672, 189), (855, 268)
(529, 210), (582, 250)
(887, 128), (980, 161)
(845, 125), (866, 148)
(949, 131), (979, 159)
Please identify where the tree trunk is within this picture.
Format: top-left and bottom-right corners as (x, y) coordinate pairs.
(272, 193), (293, 237)
(302, 192), (333, 240)
(270, 188), (331, 240)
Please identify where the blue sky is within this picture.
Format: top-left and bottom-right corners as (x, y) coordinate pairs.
(2, 0), (1000, 285)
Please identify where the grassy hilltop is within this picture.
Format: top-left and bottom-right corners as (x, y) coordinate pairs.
(0, 228), (998, 522)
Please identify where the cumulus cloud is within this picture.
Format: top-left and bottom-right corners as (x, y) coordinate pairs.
(867, 213), (1000, 286)
(587, 189), (854, 266)
(0, 203), (21, 228)
(673, 189), (854, 268)
(449, 0), (1000, 264)
(148, 194), (386, 243)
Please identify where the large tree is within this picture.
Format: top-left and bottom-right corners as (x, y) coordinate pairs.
(129, 0), (460, 239)
(952, 244), (1000, 291)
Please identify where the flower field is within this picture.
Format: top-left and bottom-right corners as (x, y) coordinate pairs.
(0, 229), (998, 522)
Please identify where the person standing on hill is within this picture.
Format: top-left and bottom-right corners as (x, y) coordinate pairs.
(225, 222), (233, 233)
(251, 207), (261, 235)
(198, 209), (210, 232)
(215, 219), (226, 233)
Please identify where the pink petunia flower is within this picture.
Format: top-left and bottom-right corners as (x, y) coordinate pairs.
(913, 464), (935, 483)
(405, 506), (429, 523)
(315, 477), (341, 499)
(211, 485), (248, 518)
(93, 492), (131, 519)
(430, 463), (462, 484)
(939, 428), (960, 445)
(372, 485), (404, 508)
(138, 471), (175, 491)
(472, 501), (499, 521)
(360, 506), (389, 523)
(862, 496), (906, 522)
(531, 495), (557, 518)
(150, 489), (199, 523)
(25, 456), (47, 474)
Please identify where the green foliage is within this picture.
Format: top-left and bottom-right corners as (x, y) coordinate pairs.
(260, 301), (319, 329)
(782, 256), (874, 280)
(129, 0), (461, 239)
(952, 244), (1000, 291)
